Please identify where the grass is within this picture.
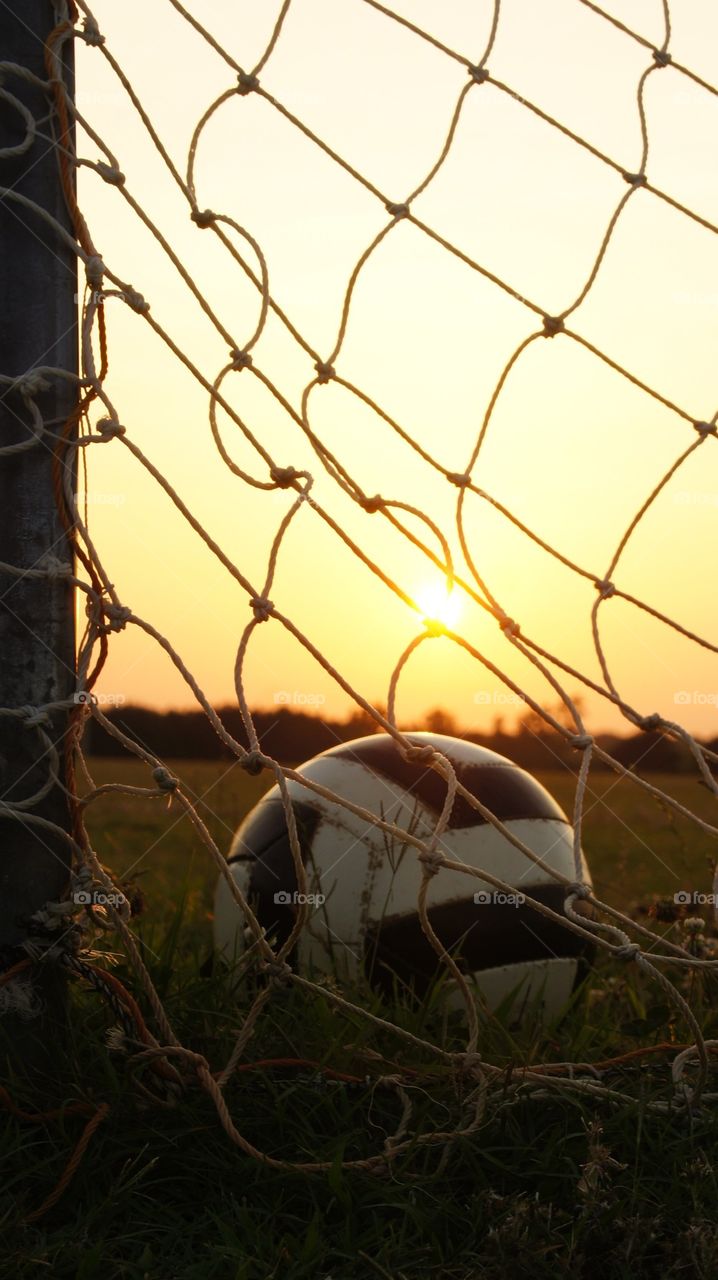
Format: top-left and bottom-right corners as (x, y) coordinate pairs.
(74, 758), (718, 938)
(2, 758), (718, 1278)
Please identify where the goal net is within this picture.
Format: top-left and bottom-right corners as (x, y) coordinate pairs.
(3, 0), (718, 1180)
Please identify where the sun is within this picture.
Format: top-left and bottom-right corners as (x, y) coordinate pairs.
(414, 581), (462, 629)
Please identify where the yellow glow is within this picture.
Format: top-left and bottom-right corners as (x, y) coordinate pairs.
(71, 4), (718, 736)
(414, 582), (462, 631)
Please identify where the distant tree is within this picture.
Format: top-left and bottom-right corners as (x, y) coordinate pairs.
(425, 708), (458, 736)
(83, 701), (699, 775)
(343, 705), (383, 737)
(516, 704), (547, 737)
(517, 693), (585, 737)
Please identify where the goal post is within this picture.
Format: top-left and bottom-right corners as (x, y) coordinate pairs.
(0, 1), (78, 1067)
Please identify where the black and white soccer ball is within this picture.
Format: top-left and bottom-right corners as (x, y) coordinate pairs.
(214, 733), (593, 1021)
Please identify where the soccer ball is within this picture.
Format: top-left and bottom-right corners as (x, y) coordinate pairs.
(214, 733), (593, 1021)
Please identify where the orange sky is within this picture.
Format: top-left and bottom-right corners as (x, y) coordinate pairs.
(73, 0), (718, 737)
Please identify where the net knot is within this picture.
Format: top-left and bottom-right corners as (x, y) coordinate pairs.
(237, 70), (260, 95)
(652, 48), (672, 67)
(191, 208), (215, 228)
(565, 881), (592, 900)
(123, 288), (149, 314)
(424, 618), (447, 638)
(85, 255), (105, 287)
(542, 314), (564, 337)
(39, 553), (72, 580)
(447, 472), (471, 488)
(615, 942), (641, 962)
(498, 614), (520, 638)
(569, 733), (593, 750)
(96, 162), (125, 186)
(638, 712), (661, 732)
(360, 494), (383, 513)
(261, 958), (293, 983)
(96, 417), (126, 440)
(153, 766), (179, 792)
(240, 750), (264, 775)
(622, 170), (647, 187)
(81, 17), (105, 46)
(693, 420), (716, 439)
(230, 348), (253, 370)
(594, 578), (615, 599)
(468, 65), (490, 84)
(13, 370), (50, 399)
(419, 849), (444, 875)
(314, 361), (335, 384)
(460, 1052), (483, 1073)
(385, 201), (410, 219)
(250, 596), (274, 622)
(104, 603), (132, 632)
(19, 705), (51, 729)
(401, 743), (436, 764)
(270, 466), (300, 488)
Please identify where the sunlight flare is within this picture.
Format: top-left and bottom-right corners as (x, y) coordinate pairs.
(414, 581), (462, 630)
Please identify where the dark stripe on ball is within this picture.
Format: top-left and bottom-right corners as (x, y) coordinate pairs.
(329, 738), (567, 828)
(229, 799), (320, 950)
(364, 882), (592, 998)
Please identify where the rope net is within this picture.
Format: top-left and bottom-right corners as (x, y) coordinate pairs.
(2, 0), (718, 1198)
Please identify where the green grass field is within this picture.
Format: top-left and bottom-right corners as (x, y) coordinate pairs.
(80, 759), (718, 936)
(3, 759), (718, 1279)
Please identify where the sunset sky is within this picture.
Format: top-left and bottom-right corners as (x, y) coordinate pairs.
(73, 0), (718, 737)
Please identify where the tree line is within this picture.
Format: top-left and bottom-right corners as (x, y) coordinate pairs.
(84, 702), (712, 774)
